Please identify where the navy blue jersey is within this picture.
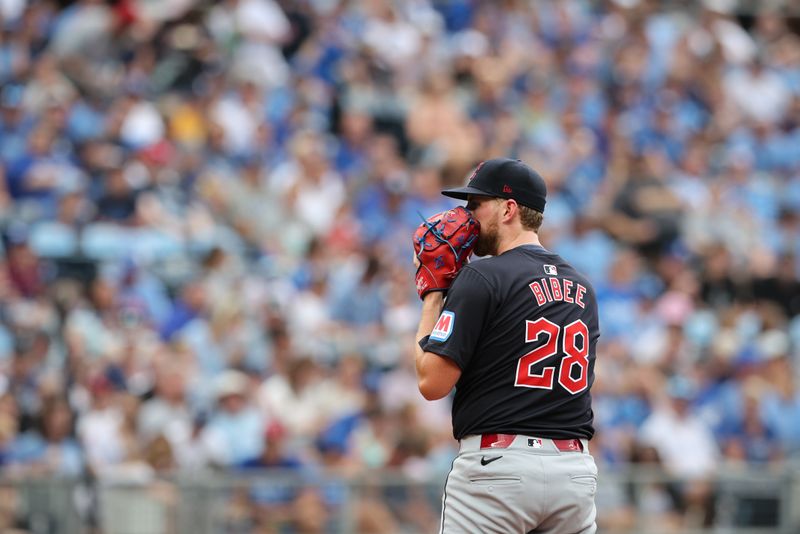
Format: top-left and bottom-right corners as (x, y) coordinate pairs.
(422, 245), (599, 440)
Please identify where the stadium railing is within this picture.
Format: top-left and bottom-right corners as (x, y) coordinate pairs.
(1, 464), (799, 533)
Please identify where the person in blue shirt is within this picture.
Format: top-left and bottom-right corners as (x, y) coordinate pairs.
(239, 422), (304, 472)
(8, 397), (84, 477)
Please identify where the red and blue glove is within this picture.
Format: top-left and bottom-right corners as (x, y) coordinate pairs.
(413, 206), (480, 299)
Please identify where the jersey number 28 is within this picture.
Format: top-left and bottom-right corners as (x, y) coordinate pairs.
(515, 318), (589, 394)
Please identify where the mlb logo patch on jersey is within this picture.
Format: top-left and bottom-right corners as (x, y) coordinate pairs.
(543, 264), (558, 276)
(430, 311), (455, 342)
(528, 438), (543, 449)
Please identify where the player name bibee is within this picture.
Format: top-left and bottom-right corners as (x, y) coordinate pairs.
(529, 277), (587, 308)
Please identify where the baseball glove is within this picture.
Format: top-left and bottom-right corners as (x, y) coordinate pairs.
(413, 206), (480, 299)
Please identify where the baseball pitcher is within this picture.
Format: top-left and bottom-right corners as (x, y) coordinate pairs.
(413, 158), (600, 533)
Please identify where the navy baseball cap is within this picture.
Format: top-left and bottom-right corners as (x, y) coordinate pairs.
(442, 158), (547, 213)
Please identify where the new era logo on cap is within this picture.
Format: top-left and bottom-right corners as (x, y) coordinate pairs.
(503, 185), (512, 193)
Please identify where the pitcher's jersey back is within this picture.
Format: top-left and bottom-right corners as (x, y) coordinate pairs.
(422, 244), (599, 440)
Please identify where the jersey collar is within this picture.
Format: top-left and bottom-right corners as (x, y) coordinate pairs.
(519, 244), (549, 253)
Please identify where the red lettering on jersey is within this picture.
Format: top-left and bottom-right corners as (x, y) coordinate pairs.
(575, 284), (586, 308)
(529, 281), (547, 305)
(563, 279), (574, 303)
(540, 278), (553, 302)
(548, 277), (563, 301)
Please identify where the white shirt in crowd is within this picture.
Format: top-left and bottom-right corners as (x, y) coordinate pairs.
(639, 403), (720, 479)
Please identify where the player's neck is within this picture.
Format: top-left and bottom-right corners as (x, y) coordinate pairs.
(497, 230), (541, 255)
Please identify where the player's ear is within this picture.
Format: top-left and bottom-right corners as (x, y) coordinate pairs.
(502, 199), (516, 220)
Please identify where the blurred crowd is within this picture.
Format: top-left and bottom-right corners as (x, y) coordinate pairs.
(0, 0), (799, 531)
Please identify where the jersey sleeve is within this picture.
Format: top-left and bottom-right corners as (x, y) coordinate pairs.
(421, 265), (494, 370)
